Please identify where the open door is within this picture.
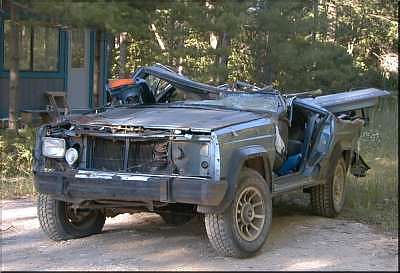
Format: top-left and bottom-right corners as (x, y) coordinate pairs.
(288, 99), (336, 177)
(67, 29), (90, 112)
(307, 113), (335, 167)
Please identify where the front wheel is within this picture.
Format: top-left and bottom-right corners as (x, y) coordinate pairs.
(205, 168), (272, 258)
(37, 193), (106, 241)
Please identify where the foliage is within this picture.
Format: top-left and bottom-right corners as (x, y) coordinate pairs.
(0, 128), (35, 177)
(23, 0), (398, 92)
(0, 128), (36, 198)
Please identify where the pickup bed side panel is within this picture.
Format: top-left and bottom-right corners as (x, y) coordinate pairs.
(317, 117), (364, 180)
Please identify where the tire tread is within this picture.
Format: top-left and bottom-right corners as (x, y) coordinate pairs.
(310, 156), (345, 218)
(37, 194), (72, 241)
(205, 168), (272, 258)
(37, 193), (105, 241)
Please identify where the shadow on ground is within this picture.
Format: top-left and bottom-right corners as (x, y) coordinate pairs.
(1, 193), (397, 271)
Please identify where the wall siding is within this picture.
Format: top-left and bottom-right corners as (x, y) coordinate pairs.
(0, 78), (64, 117)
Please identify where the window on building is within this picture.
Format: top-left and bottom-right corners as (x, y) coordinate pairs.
(71, 29), (85, 68)
(3, 20), (59, 72)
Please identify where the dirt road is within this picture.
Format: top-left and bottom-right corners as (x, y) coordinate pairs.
(1, 197), (398, 271)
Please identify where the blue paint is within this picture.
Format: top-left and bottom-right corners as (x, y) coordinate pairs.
(102, 32), (110, 106)
(0, 71), (65, 78)
(0, 16), (4, 75)
(88, 30), (95, 108)
(62, 30), (68, 91)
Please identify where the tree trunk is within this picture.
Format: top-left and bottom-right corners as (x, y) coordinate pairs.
(8, 2), (19, 131)
(118, 32), (128, 78)
(312, 0), (318, 41)
(254, 31), (273, 85)
(93, 30), (102, 107)
(214, 31), (230, 84)
(326, 0), (337, 42)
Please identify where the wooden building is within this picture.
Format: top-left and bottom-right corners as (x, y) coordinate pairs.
(0, 2), (111, 121)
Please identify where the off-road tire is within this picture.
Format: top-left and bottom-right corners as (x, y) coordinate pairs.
(310, 155), (346, 218)
(204, 168), (272, 258)
(38, 193), (106, 241)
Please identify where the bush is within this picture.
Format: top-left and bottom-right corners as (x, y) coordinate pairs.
(0, 128), (36, 198)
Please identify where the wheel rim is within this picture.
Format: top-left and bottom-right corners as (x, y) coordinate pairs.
(65, 203), (98, 229)
(332, 163), (345, 212)
(234, 186), (265, 242)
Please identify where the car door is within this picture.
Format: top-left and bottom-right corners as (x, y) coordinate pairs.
(292, 100), (336, 176)
(306, 112), (335, 167)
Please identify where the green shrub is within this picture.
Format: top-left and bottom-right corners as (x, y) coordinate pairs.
(0, 128), (36, 198)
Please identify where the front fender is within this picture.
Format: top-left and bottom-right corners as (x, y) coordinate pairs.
(197, 145), (273, 214)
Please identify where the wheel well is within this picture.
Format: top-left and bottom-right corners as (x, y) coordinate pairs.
(244, 157), (265, 179)
(243, 156), (272, 191)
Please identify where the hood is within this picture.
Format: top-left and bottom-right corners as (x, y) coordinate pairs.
(70, 106), (263, 132)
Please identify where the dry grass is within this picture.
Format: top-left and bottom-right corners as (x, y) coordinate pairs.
(0, 176), (35, 199)
(343, 160), (398, 235)
(342, 95), (398, 236)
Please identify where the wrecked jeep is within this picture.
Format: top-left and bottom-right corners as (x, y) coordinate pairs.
(34, 64), (389, 258)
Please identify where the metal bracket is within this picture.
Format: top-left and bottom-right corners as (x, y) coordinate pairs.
(160, 178), (174, 203)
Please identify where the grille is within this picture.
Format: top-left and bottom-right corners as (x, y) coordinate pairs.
(87, 137), (169, 173)
(127, 141), (169, 173)
(90, 138), (125, 171)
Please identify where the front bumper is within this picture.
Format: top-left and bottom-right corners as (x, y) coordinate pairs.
(34, 170), (227, 206)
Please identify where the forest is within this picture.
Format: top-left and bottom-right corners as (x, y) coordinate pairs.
(29, 0), (398, 93)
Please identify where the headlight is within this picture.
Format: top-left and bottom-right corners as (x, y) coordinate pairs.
(42, 137), (66, 158)
(65, 147), (79, 166)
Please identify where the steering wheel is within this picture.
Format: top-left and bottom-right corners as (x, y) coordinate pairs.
(120, 78), (155, 105)
(135, 78), (156, 104)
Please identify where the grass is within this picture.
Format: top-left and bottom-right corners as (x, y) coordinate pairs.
(341, 95), (398, 236)
(0, 176), (35, 199)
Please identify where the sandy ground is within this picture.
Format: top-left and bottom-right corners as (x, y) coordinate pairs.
(1, 197), (398, 271)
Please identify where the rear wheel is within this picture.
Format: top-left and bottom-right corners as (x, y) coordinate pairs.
(310, 156), (346, 217)
(37, 193), (106, 241)
(205, 168), (272, 258)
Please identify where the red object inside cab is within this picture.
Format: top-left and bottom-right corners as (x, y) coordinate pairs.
(108, 78), (135, 90)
